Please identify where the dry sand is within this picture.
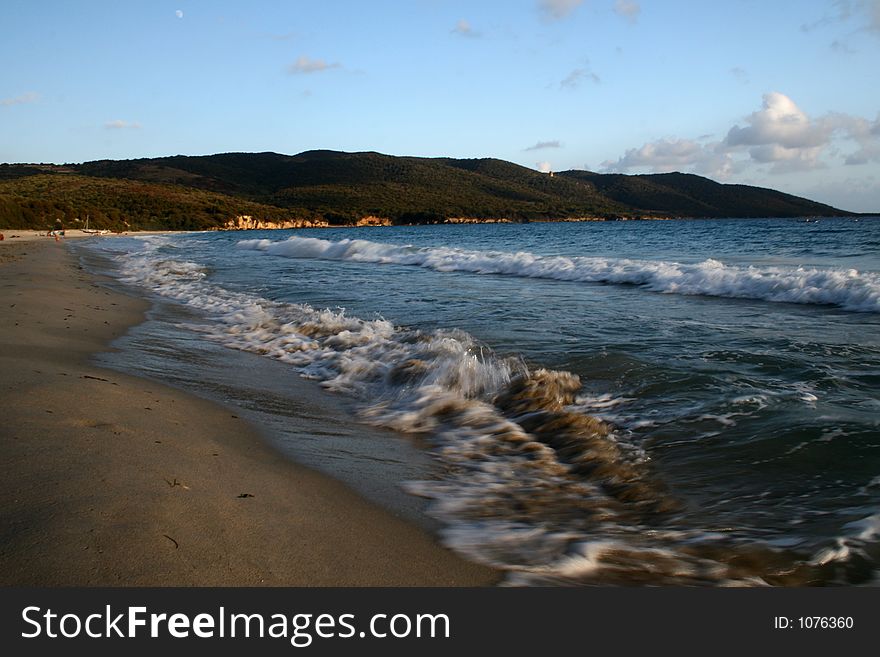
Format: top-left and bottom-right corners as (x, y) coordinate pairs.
(0, 237), (498, 586)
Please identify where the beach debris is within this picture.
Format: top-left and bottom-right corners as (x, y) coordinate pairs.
(82, 374), (110, 382)
(237, 493), (254, 498)
(162, 534), (179, 549)
(164, 477), (181, 487)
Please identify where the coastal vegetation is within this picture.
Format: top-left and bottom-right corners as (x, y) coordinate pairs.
(0, 151), (853, 231)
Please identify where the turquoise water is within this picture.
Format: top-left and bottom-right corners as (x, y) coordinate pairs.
(81, 217), (880, 585)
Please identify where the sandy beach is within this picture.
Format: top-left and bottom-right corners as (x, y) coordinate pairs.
(0, 236), (498, 586)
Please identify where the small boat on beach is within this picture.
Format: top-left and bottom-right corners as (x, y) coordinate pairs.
(81, 215), (110, 235)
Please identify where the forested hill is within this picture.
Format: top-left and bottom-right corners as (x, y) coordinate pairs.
(0, 150), (853, 231)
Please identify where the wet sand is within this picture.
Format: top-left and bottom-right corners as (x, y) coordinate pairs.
(0, 237), (498, 585)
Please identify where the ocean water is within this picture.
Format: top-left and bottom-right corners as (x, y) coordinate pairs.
(77, 217), (880, 586)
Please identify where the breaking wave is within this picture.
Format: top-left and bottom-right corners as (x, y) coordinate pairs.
(108, 235), (880, 585)
(237, 235), (880, 312)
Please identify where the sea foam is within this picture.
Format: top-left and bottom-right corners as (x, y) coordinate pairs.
(237, 235), (880, 312)
(106, 234), (880, 585)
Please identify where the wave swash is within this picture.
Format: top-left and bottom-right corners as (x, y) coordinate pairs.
(113, 235), (880, 585)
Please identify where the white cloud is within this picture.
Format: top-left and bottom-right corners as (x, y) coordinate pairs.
(560, 64), (600, 89)
(747, 144), (826, 173)
(525, 140), (563, 151)
(829, 111), (880, 164)
(601, 92), (880, 178)
(536, 161), (553, 173)
(539, 0), (584, 20)
(105, 119), (142, 129)
(801, 173), (880, 213)
(1, 91), (39, 107)
(601, 138), (737, 177)
(613, 0), (641, 24)
(722, 92), (833, 172)
(175, 9), (183, 19)
(452, 19), (479, 37)
(605, 138), (705, 169)
(287, 56), (340, 74)
(600, 138), (741, 179)
(724, 92), (831, 150)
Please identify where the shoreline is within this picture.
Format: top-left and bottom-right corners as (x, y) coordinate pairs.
(0, 229), (186, 244)
(2, 212), (870, 248)
(0, 238), (498, 586)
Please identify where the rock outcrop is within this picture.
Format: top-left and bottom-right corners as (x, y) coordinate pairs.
(220, 215), (329, 230)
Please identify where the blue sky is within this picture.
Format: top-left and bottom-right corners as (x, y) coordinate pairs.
(2, 0), (879, 211)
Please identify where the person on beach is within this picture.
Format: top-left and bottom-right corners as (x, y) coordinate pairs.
(50, 220), (64, 241)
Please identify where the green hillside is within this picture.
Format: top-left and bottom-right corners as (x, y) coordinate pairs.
(0, 150), (855, 230)
(0, 170), (297, 231)
(559, 170), (847, 218)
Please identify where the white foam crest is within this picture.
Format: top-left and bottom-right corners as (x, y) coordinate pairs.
(844, 513), (880, 542)
(810, 512), (880, 566)
(858, 475), (880, 496)
(484, 532), (774, 586)
(115, 238), (530, 429)
(238, 236), (880, 312)
(572, 393), (632, 411)
(129, 233), (174, 247)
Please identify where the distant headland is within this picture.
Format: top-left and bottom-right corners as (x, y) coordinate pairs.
(0, 150), (860, 232)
